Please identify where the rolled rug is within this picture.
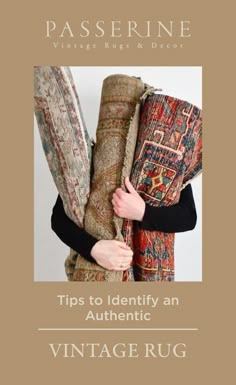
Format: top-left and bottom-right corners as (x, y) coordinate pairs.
(71, 74), (147, 281)
(122, 94), (202, 281)
(34, 66), (92, 227)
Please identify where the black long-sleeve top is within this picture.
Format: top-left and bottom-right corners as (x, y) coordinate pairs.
(51, 184), (197, 264)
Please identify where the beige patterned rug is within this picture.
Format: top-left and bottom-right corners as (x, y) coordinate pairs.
(34, 66), (92, 227)
(69, 74), (147, 281)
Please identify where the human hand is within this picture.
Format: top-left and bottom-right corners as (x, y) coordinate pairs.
(112, 176), (145, 221)
(90, 240), (133, 271)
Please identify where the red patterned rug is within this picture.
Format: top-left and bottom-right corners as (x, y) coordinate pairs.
(122, 94), (202, 281)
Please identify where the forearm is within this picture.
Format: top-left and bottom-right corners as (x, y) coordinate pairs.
(139, 184), (197, 233)
(51, 196), (133, 271)
(51, 195), (98, 263)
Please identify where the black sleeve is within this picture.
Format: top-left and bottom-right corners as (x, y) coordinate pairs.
(51, 195), (98, 263)
(139, 184), (197, 233)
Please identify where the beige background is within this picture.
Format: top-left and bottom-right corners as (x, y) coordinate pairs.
(2, 0), (234, 383)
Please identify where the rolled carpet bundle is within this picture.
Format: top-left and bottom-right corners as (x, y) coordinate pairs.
(34, 66), (92, 227)
(71, 74), (147, 281)
(122, 94), (202, 281)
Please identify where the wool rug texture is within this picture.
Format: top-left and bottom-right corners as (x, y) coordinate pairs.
(34, 66), (92, 227)
(122, 94), (202, 281)
(70, 74), (147, 281)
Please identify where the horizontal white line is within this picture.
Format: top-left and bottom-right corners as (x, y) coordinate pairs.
(38, 328), (198, 331)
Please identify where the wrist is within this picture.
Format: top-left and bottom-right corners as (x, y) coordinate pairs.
(136, 201), (146, 221)
(90, 241), (99, 259)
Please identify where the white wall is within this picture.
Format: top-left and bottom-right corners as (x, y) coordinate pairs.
(34, 66), (202, 281)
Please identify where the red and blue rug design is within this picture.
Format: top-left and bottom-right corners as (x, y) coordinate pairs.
(123, 94), (202, 281)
